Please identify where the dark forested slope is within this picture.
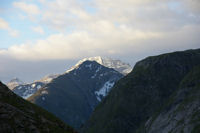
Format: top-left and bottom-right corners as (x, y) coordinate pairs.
(83, 49), (200, 133)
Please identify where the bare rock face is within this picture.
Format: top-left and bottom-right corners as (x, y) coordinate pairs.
(144, 66), (200, 133)
(0, 82), (76, 133)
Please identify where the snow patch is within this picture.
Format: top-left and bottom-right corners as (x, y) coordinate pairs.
(42, 97), (45, 101)
(96, 96), (101, 102)
(85, 64), (92, 69)
(23, 93), (34, 99)
(41, 90), (48, 94)
(95, 81), (115, 101)
(96, 66), (101, 72)
(91, 74), (96, 79)
(37, 85), (41, 89)
(91, 66), (102, 78)
(31, 84), (36, 88)
(18, 86), (22, 90)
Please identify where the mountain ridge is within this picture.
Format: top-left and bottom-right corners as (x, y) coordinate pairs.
(28, 60), (123, 129)
(8, 56), (130, 99)
(66, 56), (132, 75)
(82, 48), (200, 133)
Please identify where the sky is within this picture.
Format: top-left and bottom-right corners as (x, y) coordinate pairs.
(0, 0), (200, 83)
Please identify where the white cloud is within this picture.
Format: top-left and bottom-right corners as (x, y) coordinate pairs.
(37, 0), (199, 32)
(0, 26), (164, 60)
(31, 26), (45, 35)
(13, 2), (40, 15)
(1, 0), (199, 61)
(0, 18), (19, 37)
(0, 23), (199, 61)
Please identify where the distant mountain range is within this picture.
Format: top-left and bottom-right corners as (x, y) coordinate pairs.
(82, 49), (200, 133)
(7, 56), (131, 99)
(28, 60), (123, 129)
(4, 50), (200, 133)
(7, 74), (58, 99)
(0, 81), (76, 133)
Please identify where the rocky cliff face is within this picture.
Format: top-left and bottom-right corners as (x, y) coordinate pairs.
(82, 49), (200, 133)
(0, 82), (76, 133)
(142, 65), (200, 133)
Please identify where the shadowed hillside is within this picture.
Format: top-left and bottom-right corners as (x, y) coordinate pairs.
(0, 82), (76, 133)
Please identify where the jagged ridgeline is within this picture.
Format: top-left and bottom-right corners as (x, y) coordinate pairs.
(0, 82), (76, 133)
(82, 49), (200, 133)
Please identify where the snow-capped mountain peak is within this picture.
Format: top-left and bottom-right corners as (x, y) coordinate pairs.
(66, 56), (132, 75)
(7, 78), (24, 90)
(10, 74), (59, 99)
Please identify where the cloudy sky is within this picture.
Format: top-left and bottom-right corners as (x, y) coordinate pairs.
(0, 0), (200, 83)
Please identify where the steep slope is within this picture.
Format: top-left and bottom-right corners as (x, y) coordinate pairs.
(66, 56), (132, 75)
(142, 65), (200, 133)
(0, 82), (76, 133)
(82, 49), (200, 133)
(29, 61), (123, 129)
(11, 74), (59, 99)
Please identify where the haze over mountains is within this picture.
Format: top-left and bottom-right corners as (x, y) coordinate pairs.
(1, 49), (200, 133)
(7, 56), (131, 99)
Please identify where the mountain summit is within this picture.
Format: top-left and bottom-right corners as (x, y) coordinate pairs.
(29, 60), (123, 129)
(66, 56), (132, 75)
(8, 56), (131, 99)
